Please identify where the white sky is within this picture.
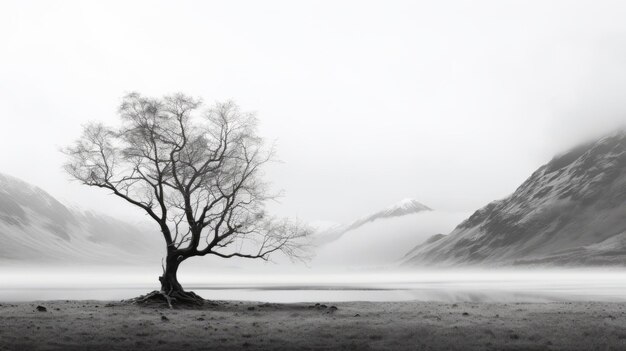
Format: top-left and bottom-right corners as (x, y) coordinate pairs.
(1, 0), (625, 224)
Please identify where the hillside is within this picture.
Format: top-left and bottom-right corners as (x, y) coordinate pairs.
(403, 131), (626, 266)
(0, 173), (161, 264)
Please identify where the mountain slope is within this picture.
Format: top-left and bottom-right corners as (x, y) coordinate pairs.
(0, 173), (162, 264)
(403, 131), (626, 266)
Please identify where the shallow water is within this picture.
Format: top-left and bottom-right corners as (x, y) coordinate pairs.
(2, 268), (626, 303)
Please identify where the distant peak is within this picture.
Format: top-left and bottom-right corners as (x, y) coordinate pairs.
(385, 198), (432, 212)
(329, 198), (432, 237)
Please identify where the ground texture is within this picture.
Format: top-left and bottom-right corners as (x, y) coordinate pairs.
(1, 300), (626, 350)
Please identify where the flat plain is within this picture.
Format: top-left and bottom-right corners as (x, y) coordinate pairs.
(1, 300), (626, 350)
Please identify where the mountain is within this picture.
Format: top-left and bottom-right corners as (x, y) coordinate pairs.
(312, 199), (467, 267)
(403, 130), (626, 266)
(0, 173), (162, 264)
(314, 198), (432, 245)
(346, 198), (432, 229)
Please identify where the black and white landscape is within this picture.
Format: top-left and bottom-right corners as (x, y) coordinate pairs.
(2, 1), (626, 350)
(0, 172), (160, 264)
(405, 131), (626, 266)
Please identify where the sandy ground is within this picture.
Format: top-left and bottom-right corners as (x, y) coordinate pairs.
(1, 300), (626, 350)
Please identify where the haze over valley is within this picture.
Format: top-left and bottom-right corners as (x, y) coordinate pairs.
(2, 2), (626, 349)
(1, 129), (624, 295)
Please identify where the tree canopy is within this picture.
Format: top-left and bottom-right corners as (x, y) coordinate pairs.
(64, 93), (310, 304)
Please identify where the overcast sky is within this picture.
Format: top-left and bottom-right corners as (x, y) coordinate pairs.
(1, 0), (625, 224)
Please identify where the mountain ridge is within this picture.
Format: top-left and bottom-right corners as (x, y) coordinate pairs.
(403, 130), (626, 266)
(0, 172), (161, 264)
(314, 198), (431, 245)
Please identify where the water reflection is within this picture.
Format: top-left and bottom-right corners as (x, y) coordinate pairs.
(2, 268), (626, 303)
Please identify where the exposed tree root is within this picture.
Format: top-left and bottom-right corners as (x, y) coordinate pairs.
(124, 290), (206, 309)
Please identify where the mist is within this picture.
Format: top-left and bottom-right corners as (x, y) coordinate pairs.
(1, 0), (626, 224)
(2, 2), (626, 349)
(3, 264), (626, 303)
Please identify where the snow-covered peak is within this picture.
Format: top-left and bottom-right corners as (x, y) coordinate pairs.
(382, 198), (431, 215)
(337, 198), (431, 234)
(313, 198), (432, 245)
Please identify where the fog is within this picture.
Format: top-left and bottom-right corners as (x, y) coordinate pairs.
(1, 0), (626, 224)
(1, 1), (626, 306)
(3, 266), (626, 303)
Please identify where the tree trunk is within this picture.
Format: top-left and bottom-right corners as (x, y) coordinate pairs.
(126, 252), (204, 307)
(159, 253), (184, 293)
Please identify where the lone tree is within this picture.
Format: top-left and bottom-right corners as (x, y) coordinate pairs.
(64, 93), (310, 306)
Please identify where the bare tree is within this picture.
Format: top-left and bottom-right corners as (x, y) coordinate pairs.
(63, 93), (310, 306)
